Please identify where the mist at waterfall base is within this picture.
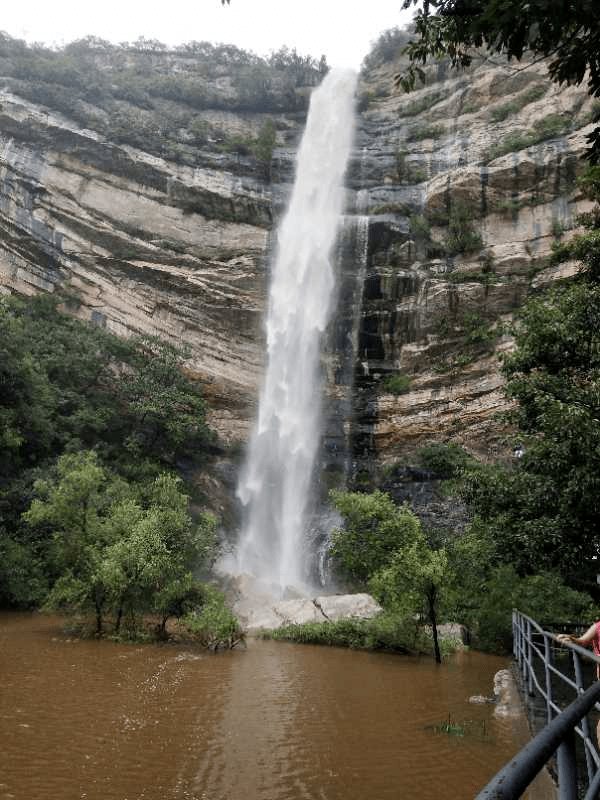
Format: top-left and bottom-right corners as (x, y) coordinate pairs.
(224, 68), (358, 600)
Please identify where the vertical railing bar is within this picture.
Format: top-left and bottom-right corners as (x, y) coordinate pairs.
(583, 761), (600, 800)
(573, 650), (596, 784)
(527, 617), (535, 696)
(520, 611), (526, 676)
(545, 634), (554, 725)
(557, 727), (578, 800)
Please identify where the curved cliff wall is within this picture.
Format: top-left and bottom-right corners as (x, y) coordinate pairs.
(0, 42), (595, 487)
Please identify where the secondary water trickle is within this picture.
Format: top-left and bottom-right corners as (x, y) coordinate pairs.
(234, 68), (358, 594)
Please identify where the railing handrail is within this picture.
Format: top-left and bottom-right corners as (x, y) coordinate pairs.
(475, 610), (600, 800)
(475, 681), (600, 799)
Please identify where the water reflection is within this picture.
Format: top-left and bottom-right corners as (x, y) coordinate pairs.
(1, 613), (533, 800)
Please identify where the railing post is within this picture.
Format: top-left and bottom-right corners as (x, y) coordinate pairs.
(526, 617), (534, 696)
(573, 650), (597, 785)
(521, 614), (528, 682)
(557, 727), (578, 800)
(544, 634), (553, 725)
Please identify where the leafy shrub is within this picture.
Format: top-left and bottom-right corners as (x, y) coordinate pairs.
(444, 201), (483, 255)
(447, 269), (500, 285)
(495, 198), (521, 216)
(533, 113), (570, 140)
(408, 123), (445, 142)
(383, 374), (411, 395)
(485, 115), (571, 161)
(490, 100), (521, 122)
(179, 586), (244, 649)
(489, 84), (547, 122)
(265, 612), (459, 656)
(485, 130), (533, 161)
(362, 27), (412, 70)
(469, 565), (594, 652)
(417, 442), (475, 479)
(461, 311), (499, 346)
(523, 84), (547, 104)
(328, 490), (422, 584)
(401, 90), (445, 117)
(396, 151), (428, 184)
(409, 214), (430, 239)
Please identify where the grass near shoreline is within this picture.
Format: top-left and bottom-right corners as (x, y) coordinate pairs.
(258, 613), (465, 658)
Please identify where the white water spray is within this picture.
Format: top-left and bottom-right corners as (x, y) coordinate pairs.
(235, 68), (358, 594)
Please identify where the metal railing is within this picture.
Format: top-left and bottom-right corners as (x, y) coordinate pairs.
(475, 610), (600, 800)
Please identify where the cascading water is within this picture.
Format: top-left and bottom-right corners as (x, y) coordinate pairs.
(234, 68), (358, 594)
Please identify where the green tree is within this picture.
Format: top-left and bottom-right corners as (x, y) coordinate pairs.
(0, 295), (216, 608)
(179, 585), (244, 649)
(328, 490), (422, 584)
(0, 295), (213, 479)
(0, 297), (57, 476)
(329, 489), (449, 661)
(252, 117), (277, 179)
(437, 517), (594, 650)
(23, 451), (128, 631)
(398, 0), (600, 162)
(369, 534), (449, 662)
(22, 451), (217, 635)
(117, 335), (213, 470)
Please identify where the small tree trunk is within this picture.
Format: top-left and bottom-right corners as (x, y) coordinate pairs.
(427, 584), (441, 664)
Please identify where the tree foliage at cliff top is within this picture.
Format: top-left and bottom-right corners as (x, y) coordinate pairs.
(398, 0), (600, 161)
(0, 31), (327, 171)
(0, 31), (327, 120)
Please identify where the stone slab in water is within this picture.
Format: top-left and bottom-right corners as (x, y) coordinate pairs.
(228, 577), (382, 632)
(315, 593), (382, 621)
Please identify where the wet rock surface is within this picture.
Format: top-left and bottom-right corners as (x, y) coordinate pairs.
(220, 574), (382, 632)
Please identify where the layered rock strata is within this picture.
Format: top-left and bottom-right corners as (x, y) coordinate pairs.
(0, 46), (596, 495)
(347, 54), (595, 473)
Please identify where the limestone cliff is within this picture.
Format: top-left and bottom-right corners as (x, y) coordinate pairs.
(349, 51), (595, 478)
(0, 36), (596, 520)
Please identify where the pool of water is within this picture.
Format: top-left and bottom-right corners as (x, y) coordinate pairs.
(0, 612), (539, 800)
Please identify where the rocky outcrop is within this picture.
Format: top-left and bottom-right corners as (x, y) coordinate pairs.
(0, 89), (281, 444)
(222, 573), (383, 632)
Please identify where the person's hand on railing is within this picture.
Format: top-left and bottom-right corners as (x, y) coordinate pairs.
(556, 624), (600, 679)
(556, 624), (599, 648)
(556, 633), (575, 645)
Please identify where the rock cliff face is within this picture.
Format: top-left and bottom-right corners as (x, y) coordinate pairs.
(0, 41), (595, 519)
(347, 53), (594, 478)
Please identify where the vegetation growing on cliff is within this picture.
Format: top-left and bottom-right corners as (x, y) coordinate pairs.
(328, 490), (449, 661)
(0, 294), (236, 645)
(0, 32), (327, 170)
(325, 477), (593, 654)
(397, 0), (600, 163)
(453, 167), (600, 587)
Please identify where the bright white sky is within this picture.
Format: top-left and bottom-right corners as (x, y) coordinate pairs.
(1, 1), (415, 70)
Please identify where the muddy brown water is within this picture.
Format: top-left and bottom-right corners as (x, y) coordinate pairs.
(1, 612), (537, 800)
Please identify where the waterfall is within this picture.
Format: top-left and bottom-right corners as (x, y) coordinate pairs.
(234, 68), (358, 594)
